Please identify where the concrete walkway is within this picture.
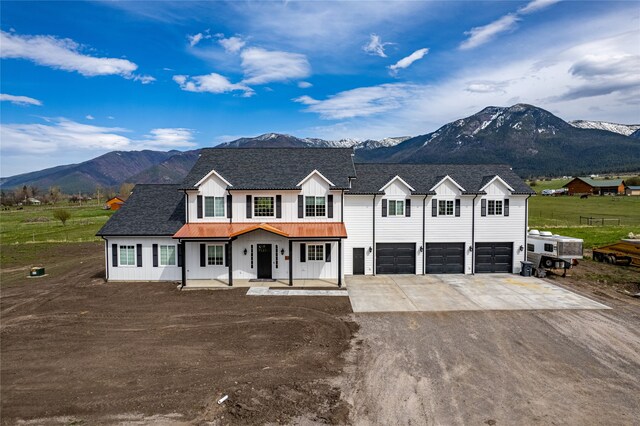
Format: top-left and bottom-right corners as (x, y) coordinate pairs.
(346, 274), (609, 313)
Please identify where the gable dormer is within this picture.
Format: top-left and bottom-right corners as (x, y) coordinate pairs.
(297, 169), (334, 195)
(429, 175), (465, 196)
(479, 175), (514, 196)
(195, 169), (232, 196)
(380, 175), (415, 197)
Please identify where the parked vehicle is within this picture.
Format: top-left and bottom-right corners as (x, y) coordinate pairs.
(527, 230), (584, 277)
(593, 239), (640, 267)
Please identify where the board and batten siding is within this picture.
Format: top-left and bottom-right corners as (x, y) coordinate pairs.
(106, 237), (182, 281)
(183, 230), (340, 280)
(474, 180), (528, 273)
(343, 195), (375, 275)
(425, 179), (474, 273)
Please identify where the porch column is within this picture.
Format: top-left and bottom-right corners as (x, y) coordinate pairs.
(338, 239), (342, 288)
(289, 239), (293, 286)
(181, 241), (186, 287)
(228, 239), (233, 287)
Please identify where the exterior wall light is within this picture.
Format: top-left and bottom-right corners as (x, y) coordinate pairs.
(519, 245), (524, 252)
(419, 246), (424, 253)
(243, 248), (248, 255)
(468, 246), (473, 253)
(368, 246), (373, 254)
(281, 248), (285, 255)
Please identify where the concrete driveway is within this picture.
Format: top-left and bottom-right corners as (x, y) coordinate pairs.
(346, 274), (609, 312)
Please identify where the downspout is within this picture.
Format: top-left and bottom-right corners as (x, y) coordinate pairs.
(422, 195), (427, 275)
(372, 194), (377, 275)
(101, 236), (109, 281)
(180, 239), (186, 289)
(341, 189), (344, 222)
(182, 190), (189, 223)
(471, 194), (479, 275)
(524, 194), (532, 264)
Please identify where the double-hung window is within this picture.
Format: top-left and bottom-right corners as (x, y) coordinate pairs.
(204, 196), (225, 217)
(254, 197), (274, 217)
(488, 200), (503, 216)
(388, 200), (405, 217)
(207, 245), (224, 265)
(305, 196), (326, 217)
(438, 200), (454, 216)
(307, 244), (324, 261)
(160, 245), (176, 266)
(119, 245), (135, 266)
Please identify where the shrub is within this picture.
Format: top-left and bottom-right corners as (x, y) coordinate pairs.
(53, 209), (71, 226)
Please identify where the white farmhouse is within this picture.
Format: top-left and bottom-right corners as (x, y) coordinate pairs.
(97, 148), (535, 286)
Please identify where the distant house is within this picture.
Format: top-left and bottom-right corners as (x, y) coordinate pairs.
(563, 177), (625, 195)
(625, 186), (640, 196)
(27, 198), (41, 205)
(105, 196), (125, 210)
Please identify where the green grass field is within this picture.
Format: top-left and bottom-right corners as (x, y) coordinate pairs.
(0, 202), (114, 245)
(527, 179), (640, 248)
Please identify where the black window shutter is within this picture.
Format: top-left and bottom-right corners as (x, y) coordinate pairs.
(200, 244), (206, 267)
(382, 199), (388, 217)
(177, 243), (183, 267)
(227, 194), (232, 219)
(276, 195), (282, 218)
(481, 199), (487, 216)
(246, 195), (252, 218)
(197, 195), (203, 218)
(224, 243), (229, 267)
(455, 199), (461, 217)
(298, 195), (304, 218)
(300, 243), (306, 262)
(325, 243), (332, 262)
(136, 244), (142, 267)
(327, 195), (334, 218)
(432, 199), (437, 217)
(405, 199), (411, 217)
(152, 244), (158, 267)
(504, 199), (510, 216)
(112, 244), (118, 267)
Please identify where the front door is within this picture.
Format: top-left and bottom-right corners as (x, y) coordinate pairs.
(257, 244), (272, 279)
(353, 248), (365, 275)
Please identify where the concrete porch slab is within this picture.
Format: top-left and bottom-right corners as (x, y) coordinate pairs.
(246, 287), (348, 296)
(183, 278), (340, 289)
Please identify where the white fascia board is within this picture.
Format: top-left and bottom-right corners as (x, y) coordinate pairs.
(479, 175), (514, 192)
(429, 175), (465, 192)
(296, 169), (335, 187)
(195, 169), (233, 188)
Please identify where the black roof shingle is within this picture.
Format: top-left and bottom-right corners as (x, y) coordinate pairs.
(349, 163), (535, 195)
(180, 148), (357, 190)
(96, 184), (185, 236)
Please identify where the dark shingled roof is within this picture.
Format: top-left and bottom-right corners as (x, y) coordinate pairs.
(180, 148), (356, 190)
(96, 184), (184, 236)
(349, 163), (535, 195)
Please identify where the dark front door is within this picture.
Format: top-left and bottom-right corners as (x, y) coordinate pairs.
(257, 244), (272, 279)
(376, 243), (416, 274)
(353, 248), (365, 275)
(425, 243), (465, 274)
(475, 242), (513, 273)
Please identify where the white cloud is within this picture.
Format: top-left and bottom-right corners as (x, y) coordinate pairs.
(173, 73), (254, 96)
(188, 31), (211, 47)
(240, 47), (311, 85)
(86, 114), (95, 120)
(388, 48), (429, 75)
(519, 0), (562, 15)
(218, 36), (246, 53)
(0, 30), (153, 82)
(0, 118), (197, 155)
(363, 34), (392, 58)
(460, 0), (561, 50)
(293, 83), (424, 119)
(107, 116), (115, 120)
(0, 93), (42, 106)
(465, 81), (510, 93)
(298, 81), (313, 88)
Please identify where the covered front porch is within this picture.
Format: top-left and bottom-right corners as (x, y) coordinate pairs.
(173, 222), (347, 288)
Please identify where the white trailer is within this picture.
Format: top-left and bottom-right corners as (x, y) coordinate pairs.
(527, 230), (583, 277)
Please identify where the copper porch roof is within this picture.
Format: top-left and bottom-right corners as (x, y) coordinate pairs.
(173, 222), (347, 239)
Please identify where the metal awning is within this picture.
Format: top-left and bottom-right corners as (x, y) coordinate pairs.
(173, 222), (347, 240)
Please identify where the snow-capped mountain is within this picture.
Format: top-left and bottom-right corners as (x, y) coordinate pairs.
(217, 133), (408, 150)
(569, 120), (640, 136)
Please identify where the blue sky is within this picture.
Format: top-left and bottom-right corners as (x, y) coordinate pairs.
(1, 0), (639, 176)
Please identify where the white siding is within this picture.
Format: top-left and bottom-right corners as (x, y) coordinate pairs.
(475, 180), (528, 272)
(344, 195), (375, 275)
(186, 172), (229, 223)
(106, 237), (182, 281)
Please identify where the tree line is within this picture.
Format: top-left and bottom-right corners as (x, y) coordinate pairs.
(0, 183), (136, 207)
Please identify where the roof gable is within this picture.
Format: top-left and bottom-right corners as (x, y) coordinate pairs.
(297, 169), (335, 187)
(379, 175), (415, 192)
(479, 175), (514, 193)
(568, 177), (624, 188)
(429, 175), (465, 192)
(195, 168), (233, 188)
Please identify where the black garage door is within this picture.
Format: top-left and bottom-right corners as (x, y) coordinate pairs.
(425, 243), (465, 274)
(475, 242), (513, 273)
(376, 243), (416, 274)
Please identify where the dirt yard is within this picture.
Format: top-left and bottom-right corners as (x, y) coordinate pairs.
(0, 243), (356, 425)
(339, 261), (640, 425)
